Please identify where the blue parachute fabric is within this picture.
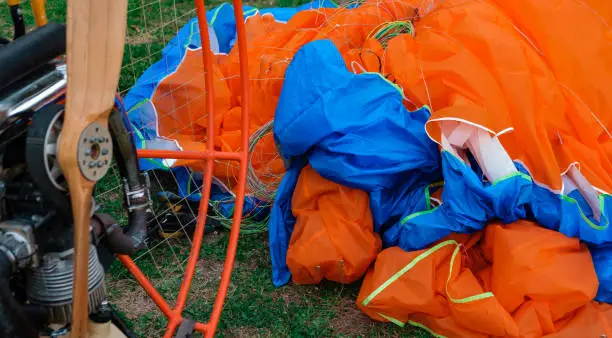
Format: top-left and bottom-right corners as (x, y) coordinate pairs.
(124, 18), (210, 118)
(395, 151), (532, 250)
(268, 157), (306, 287)
(376, 182), (442, 247)
(393, 151), (611, 251)
(370, 179), (432, 234)
(273, 40), (441, 193)
(270, 39), (442, 286)
(591, 244), (612, 302)
(261, 0), (339, 20)
(206, 3), (254, 54)
(123, 17), (210, 171)
(528, 182), (610, 245)
(169, 166), (269, 220)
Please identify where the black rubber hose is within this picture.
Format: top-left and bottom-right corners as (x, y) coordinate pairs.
(0, 251), (38, 338)
(0, 22), (65, 91)
(109, 108), (141, 187)
(94, 213), (146, 256)
(108, 108), (149, 255)
(94, 203), (148, 257)
(110, 308), (138, 338)
(124, 208), (148, 253)
(9, 5), (25, 39)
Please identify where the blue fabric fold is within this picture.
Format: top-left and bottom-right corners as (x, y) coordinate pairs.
(395, 151), (532, 250)
(269, 39), (441, 286)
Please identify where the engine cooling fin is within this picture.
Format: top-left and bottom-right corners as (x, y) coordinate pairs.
(26, 244), (106, 324)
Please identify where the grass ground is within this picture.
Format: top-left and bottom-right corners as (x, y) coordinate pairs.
(0, 1), (429, 337)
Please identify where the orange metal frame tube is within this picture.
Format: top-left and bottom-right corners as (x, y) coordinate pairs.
(117, 0), (250, 336)
(30, 0), (48, 27)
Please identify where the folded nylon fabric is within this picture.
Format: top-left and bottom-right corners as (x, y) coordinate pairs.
(358, 221), (606, 337)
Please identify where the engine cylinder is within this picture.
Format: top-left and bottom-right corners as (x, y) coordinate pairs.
(26, 244), (106, 324)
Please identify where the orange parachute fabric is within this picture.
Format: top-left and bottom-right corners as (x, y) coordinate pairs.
(148, 0), (612, 194)
(357, 220), (607, 337)
(378, 0), (612, 192)
(286, 165), (381, 284)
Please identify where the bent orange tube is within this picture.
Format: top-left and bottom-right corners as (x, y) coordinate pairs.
(118, 0), (250, 335)
(117, 255), (173, 318)
(137, 149), (243, 161)
(203, 0), (250, 334)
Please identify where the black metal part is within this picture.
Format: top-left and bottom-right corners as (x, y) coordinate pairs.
(154, 192), (219, 238)
(109, 108), (141, 190)
(174, 318), (196, 338)
(0, 22), (65, 93)
(108, 107), (151, 254)
(110, 307), (138, 338)
(26, 103), (71, 218)
(0, 34), (152, 334)
(9, 5), (26, 40)
(89, 301), (112, 324)
(96, 243), (116, 272)
(93, 213), (140, 255)
(0, 110), (33, 157)
(0, 249), (39, 338)
(21, 303), (48, 331)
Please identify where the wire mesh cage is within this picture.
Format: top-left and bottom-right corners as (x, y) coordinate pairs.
(94, 0), (425, 335)
(1, 0), (431, 336)
(3, 0), (610, 336)
(92, 0), (255, 336)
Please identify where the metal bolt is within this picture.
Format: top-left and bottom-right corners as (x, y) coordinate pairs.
(96, 160), (105, 168)
(101, 148), (109, 156)
(89, 137), (96, 144)
(88, 161), (96, 168)
(98, 299), (110, 311)
(50, 327), (69, 338)
(85, 149), (92, 156)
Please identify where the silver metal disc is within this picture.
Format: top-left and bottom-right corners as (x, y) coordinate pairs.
(77, 122), (113, 181)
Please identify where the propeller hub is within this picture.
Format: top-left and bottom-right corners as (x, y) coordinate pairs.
(77, 122), (112, 181)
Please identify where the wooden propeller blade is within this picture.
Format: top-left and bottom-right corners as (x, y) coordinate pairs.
(59, 0), (127, 336)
